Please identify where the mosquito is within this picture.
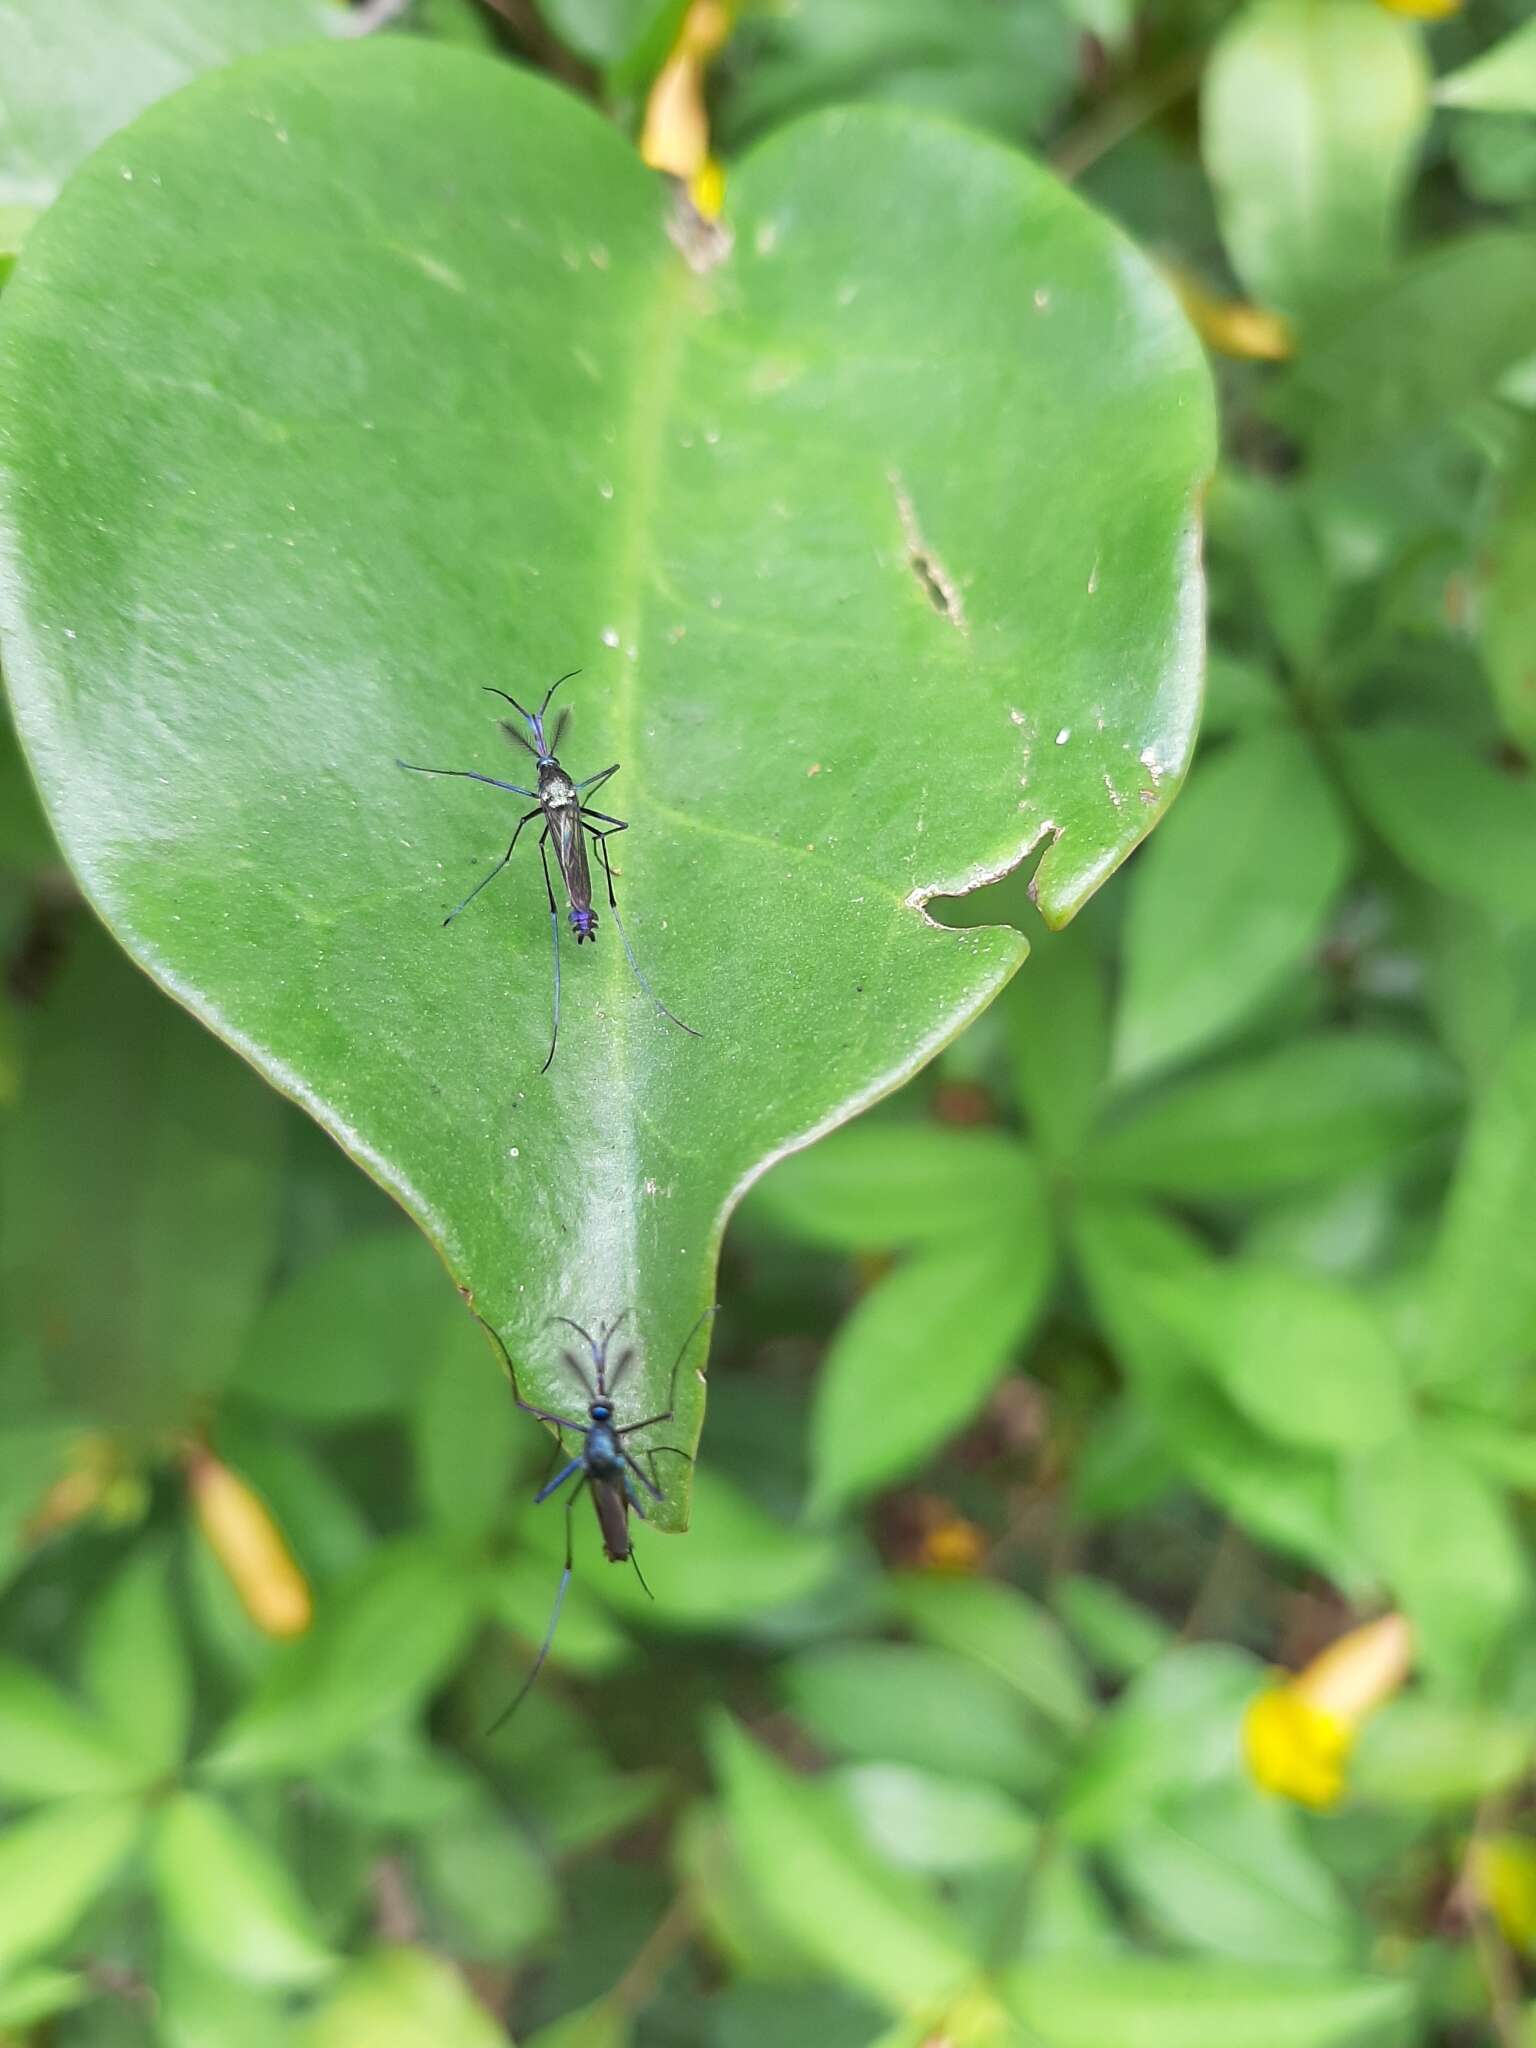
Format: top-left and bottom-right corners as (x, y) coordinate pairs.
(397, 671), (698, 1070)
(478, 1305), (716, 1726)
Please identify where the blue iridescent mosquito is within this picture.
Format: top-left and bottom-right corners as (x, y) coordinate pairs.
(478, 1306), (716, 1726)
(397, 671), (698, 1071)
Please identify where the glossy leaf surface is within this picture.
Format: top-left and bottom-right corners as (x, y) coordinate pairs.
(0, 44), (1212, 1516)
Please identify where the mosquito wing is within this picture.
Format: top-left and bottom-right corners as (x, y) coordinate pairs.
(548, 802), (593, 914)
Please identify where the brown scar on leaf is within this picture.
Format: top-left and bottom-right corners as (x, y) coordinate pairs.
(889, 471), (968, 634)
(667, 182), (732, 274)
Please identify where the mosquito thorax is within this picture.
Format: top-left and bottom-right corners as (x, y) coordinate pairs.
(538, 759), (578, 806)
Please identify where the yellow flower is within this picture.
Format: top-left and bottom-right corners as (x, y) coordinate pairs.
(1244, 1613), (1414, 1810)
(1469, 1835), (1536, 1955)
(1376, 0), (1461, 16)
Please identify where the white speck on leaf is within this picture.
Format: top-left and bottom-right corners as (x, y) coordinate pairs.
(1056, 728), (1071, 745)
(601, 627), (620, 648)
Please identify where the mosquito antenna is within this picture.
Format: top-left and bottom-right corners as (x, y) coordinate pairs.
(538, 668), (582, 717)
(482, 685), (533, 719)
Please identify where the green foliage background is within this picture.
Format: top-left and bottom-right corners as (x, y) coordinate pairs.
(1, 1), (1535, 2044)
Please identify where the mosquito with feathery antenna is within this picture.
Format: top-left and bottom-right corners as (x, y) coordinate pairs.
(397, 669), (698, 1071)
(477, 1305), (717, 1726)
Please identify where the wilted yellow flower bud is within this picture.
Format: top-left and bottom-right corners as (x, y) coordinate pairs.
(1244, 1613), (1414, 1810)
(641, 1), (734, 186)
(1166, 267), (1294, 362)
(186, 1446), (313, 1639)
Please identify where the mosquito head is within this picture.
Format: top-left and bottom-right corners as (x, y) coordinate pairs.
(485, 668), (579, 764)
(590, 1399), (613, 1424)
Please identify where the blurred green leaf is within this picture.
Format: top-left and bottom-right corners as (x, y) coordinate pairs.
(1107, 1782), (1358, 1969)
(298, 1946), (511, 2047)
(152, 1791), (336, 1986)
(1112, 731), (1351, 1084)
(1071, 1199), (1363, 1578)
(832, 1762), (1038, 1873)
(1419, 1029), (1536, 1388)
(158, 1941), (296, 2048)
(1006, 920), (1109, 1165)
(537, 0), (679, 71)
(1146, 1263), (1409, 1452)
(782, 1643), (1062, 1798)
(1084, 1033), (1459, 1198)
(672, 1802), (812, 1983)
(709, 1715), (980, 2015)
(0, 0), (335, 209)
(1437, 20), (1536, 113)
(0, 926), (284, 1426)
(0, 46), (1212, 1528)
(82, 1541), (191, 1774)
(750, 1126), (1040, 1254)
(1202, 0), (1427, 318)
(0, 1797), (142, 1976)
(204, 1539), (480, 1780)
(1483, 456), (1536, 748)
(1339, 726), (1536, 923)
(1349, 1429), (1529, 1687)
(415, 1806), (558, 1960)
(412, 1309), (518, 1541)
(1014, 1847), (1122, 1962)
(233, 1228), (457, 1423)
(809, 1229), (1051, 1514)
(523, 2006), (630, 2048)
(1351, 1696), (1534, 1807)
(889, 1573), (1095, 1732)
(0, 1658), (148, 1799)
(1053, 1575), (1173, 1682)
(1277, 231), (1536, 457)
(1007, 1957), (1415, 2048)
(1208, 474), (1333, 677)
(0, 1964), (87, 2028)
(1060, 1645), (1260, 1843)
(714, 0), (1077, 154)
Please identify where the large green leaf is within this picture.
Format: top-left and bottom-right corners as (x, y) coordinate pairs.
(0, 0), (336, 209)
(0, 45), (1212, 1515)
(1007, 1959), (1415, 2048)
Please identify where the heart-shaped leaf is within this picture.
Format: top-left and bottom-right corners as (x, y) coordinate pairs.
(0, 45), (1212, 1519)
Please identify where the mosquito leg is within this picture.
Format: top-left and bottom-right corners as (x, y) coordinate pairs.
(589, 832), (700, 1039)
(622, 1450), (664, 1501)
(539, 828), (561, 1074)
(533, 1455), (585, 1505)
(443, 808), (541, 925)
(397, 761), (537, 798)
(486, 1481), (585, 1734)
(574, 765), (621, 798)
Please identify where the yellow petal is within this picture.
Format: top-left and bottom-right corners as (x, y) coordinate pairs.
(1293, 1613), (1414, 1724)
(1244, 1686), (1353, 1810)
(1377, 0), (1461, 16)
(689, 157), (727, 223)
(187, 1447), (313, 1639)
